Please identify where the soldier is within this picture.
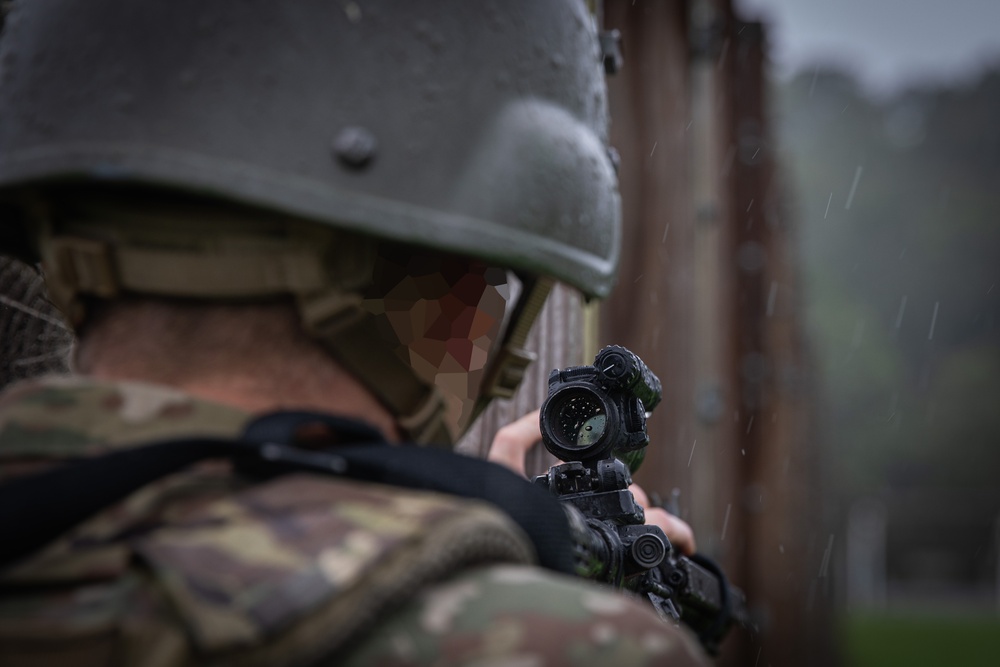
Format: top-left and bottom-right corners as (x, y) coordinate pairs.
(0, 1), (707, 665)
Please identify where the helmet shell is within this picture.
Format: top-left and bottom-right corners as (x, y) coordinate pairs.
(0, 0), (620, 297)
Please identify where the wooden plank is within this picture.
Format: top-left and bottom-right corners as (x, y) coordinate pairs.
(602, 0), (698, 516)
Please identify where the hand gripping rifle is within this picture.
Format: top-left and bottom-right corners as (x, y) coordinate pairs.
(533, 345), (749, 655)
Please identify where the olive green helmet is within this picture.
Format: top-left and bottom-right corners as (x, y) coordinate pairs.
(0, 0), (620, 298)
(0, 0), (621, 444)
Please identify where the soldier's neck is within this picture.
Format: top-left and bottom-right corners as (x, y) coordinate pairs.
(75, 298), (402, 441)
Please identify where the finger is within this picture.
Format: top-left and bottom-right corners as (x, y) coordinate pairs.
(628, 482), (650, 509)
(487, 409), (542, 478)
(645, 507), (697, 556)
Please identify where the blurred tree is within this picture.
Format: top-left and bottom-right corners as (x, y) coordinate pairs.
(777, 64), (1000, 503)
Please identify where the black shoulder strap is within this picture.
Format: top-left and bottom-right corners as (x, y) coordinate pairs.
(0, 411), (574, 575)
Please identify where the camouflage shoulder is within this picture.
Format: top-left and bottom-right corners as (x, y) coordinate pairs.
(0, 375), (249, 459)
(335, 563), (711, 667)
(0, 474), (538, 667)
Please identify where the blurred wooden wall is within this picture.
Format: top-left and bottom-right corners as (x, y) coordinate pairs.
(600, 1), (834, 665)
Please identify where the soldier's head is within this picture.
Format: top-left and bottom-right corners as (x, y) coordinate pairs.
(0, 0), (621, 444)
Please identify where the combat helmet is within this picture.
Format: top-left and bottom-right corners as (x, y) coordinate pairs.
(0, 0), (621, 444)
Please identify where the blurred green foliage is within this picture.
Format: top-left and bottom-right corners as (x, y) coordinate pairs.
(843, 613), (1000, 667)
(776, 66), (1000, 503)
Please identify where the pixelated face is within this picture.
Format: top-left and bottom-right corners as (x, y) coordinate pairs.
(362, 247), (519, 440)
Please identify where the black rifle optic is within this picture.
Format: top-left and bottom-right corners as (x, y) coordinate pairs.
(534, 345), (749, 655)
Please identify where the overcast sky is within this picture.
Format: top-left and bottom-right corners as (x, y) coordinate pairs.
(735, 0), (1000, 96)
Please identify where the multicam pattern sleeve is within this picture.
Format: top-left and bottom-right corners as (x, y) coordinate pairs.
(0, 377), (708, 666)
(0, 375), (250, 466)
(337, 564), (710, 667)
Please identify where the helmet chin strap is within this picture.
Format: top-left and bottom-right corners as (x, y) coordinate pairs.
(38, 248), (454, 446)
(33, 206), (462, 446)
(470, 275), (554, 425)
(297, 288), (452, 446)
(299, 277), (555, 446)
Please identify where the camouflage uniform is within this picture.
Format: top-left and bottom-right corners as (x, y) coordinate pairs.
(0, 376), (709, 666)
(0, 3), (712, 661)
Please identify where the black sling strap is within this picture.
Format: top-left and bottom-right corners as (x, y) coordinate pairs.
(0, 411), (574, 574)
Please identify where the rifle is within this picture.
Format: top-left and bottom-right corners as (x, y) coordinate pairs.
(534, 345), (750, 655)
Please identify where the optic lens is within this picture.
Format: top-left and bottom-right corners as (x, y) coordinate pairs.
(557, 394), (606, 448)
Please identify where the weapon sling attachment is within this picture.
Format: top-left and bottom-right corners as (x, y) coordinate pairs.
(0, 410), (575, 574)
